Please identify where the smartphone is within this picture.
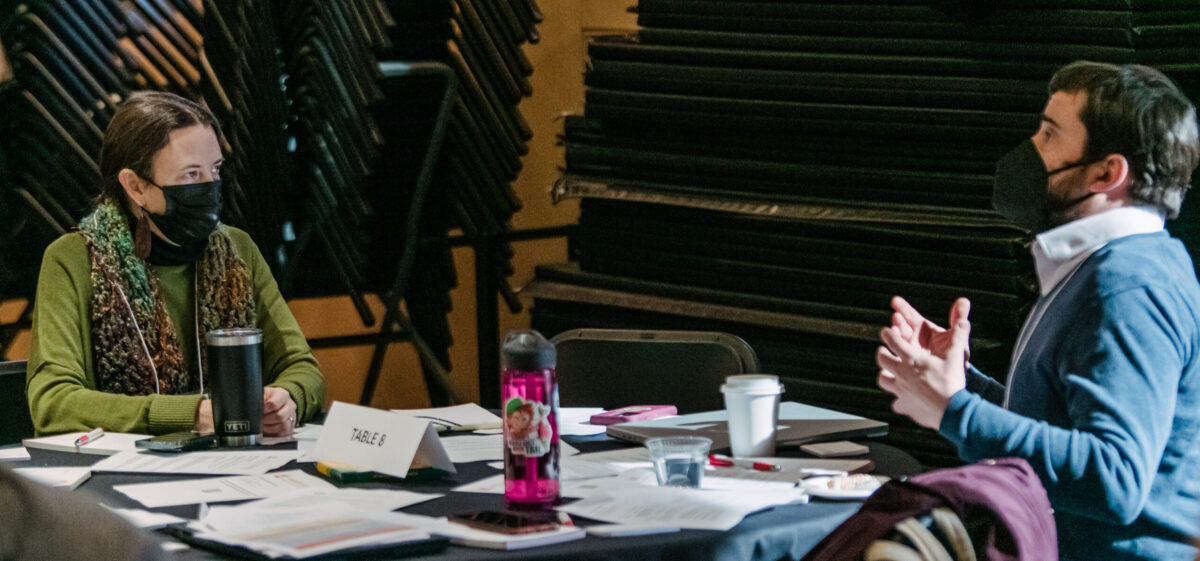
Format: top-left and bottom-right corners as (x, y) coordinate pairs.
(135, 431), (218, 453)
(589, 405), (677, 425)
(448, 511), (560, 534)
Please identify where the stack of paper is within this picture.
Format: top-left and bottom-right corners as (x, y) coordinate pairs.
(90, 449), (297, 475)
(186, 502), (438, 559)
(22, 432), (150, 456)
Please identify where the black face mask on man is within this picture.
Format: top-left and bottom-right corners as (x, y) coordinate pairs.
(992, 139), (1099, 233)
(143, 179), (222, 266)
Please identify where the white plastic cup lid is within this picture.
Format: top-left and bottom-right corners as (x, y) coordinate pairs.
(721, 374), (783, 395)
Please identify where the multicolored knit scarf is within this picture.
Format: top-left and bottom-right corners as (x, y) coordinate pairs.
(77, 199), (256, 395)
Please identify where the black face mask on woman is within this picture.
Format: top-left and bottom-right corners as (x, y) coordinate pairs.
(144, 179), (223, 266)
(992, 139), (1099, 233)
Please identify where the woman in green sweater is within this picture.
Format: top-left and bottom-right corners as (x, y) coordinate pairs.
(26, 91), (325, 436)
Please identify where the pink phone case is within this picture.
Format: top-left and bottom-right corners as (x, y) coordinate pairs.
(589, 405), (678, 425)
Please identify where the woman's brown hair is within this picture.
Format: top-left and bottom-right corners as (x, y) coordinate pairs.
(97, 91), (218, 213)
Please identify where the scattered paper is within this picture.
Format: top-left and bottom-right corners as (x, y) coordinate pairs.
(113, 470), (335, 508)
(250, 487), (443, 513)
(443, 434), (580, 464)
(12, 467), (91, 489)
(706, 457), (872, 484)
(104, 506), (187, 529)
(0, 446), (30, 462)
(454, 459), (623, 497)
(293, 423), (324, 462)
(391, 403), (502, 431)
(91, 449), (297, 475)
(557, 408), (607, 435)
(558, 485), (807, 531)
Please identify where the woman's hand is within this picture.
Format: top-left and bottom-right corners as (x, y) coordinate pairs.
(262, 387), (297, 437)
(195, 399), (214, 433)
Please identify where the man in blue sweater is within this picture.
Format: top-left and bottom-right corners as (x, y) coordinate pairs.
(876, 61), (1200, 560)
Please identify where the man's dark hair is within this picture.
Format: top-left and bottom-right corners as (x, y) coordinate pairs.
(1049, 60), (1200, 218)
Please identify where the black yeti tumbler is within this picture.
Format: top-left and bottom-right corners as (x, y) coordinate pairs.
(206, 328), (263, 447)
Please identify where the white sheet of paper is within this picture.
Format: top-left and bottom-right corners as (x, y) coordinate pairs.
(0, 446), (30, 462)
(249, 487), (442, 512)
(442, 434), (579, 463)
(557, 408), (607, 435)
(292, 423), (323, 462)
(309, 402), (455, 478)
(390, 403), (502, 431)
(453, 459), (624, 497)
(104, 506), (188, 528)
(12, 466), (91, 488)
(558, 485), (807, 531)
(90, 449), (297, 475)
(113, 470), (335, 508)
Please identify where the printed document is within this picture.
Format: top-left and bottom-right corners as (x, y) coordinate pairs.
(113, 470), (335, 508)
(90, 449), (297, 475)
(558, 485), (807, 531)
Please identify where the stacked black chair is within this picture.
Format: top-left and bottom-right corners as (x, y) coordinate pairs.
(377, 0), (543, 405)
(531, 1), (1200, 466)
(0, 0), (217, 355)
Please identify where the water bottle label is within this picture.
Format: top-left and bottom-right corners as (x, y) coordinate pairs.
(504, 396), (553, 457)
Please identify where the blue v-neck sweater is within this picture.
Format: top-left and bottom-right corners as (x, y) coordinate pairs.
(941, 232), (1200, 561)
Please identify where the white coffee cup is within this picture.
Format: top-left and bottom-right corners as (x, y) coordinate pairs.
(721, 374), (784, 458)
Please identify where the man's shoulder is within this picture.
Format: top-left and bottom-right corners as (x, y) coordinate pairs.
(1083, 232), (1200, 301)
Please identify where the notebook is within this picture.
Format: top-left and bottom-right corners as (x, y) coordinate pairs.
(606, 401), (887, 449)
(22, 432), (151, 456)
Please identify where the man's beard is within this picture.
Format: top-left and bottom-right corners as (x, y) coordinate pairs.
(1043, 167), (1094, 230)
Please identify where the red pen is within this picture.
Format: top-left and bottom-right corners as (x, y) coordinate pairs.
(74, 427), (104, 447)
(708, 454), (781, 472)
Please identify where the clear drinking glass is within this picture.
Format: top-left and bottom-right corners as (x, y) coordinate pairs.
(645, 436), (712, 488)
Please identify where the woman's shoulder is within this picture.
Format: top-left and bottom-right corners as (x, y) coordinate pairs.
(43, 232), (89, 262)
(218, 224), (255, 251)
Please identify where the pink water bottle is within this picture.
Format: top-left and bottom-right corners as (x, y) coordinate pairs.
(501, 330), (559, 510)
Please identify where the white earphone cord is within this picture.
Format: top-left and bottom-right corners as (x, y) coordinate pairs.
(115, 283), (161, 394)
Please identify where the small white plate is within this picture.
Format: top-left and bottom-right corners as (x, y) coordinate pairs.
(802, 474), (885, 500)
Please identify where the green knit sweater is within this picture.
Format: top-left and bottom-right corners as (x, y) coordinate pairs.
(26, 226), (325, 435)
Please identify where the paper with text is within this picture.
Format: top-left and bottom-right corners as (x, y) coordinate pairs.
(112, 470), (335, 508)
(558, 485), (807, 531)
(90, 449), (296, 475)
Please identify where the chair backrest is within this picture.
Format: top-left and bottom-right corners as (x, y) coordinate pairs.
(550, 329), (759, 413)
(0, 360), (34, 445)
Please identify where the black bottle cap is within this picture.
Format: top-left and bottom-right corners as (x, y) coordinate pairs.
(501, 330), (556, 371)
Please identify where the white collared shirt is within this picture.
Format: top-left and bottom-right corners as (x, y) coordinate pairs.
(1032, 205), (1165, 296)
(1002, 205), (1165, 408)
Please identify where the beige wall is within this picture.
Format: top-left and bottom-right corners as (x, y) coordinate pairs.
(2, 1), (637, 410)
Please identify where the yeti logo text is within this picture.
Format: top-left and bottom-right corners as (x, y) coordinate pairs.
(224, 420), (250, 432)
